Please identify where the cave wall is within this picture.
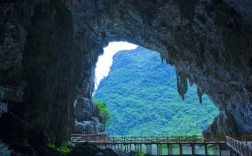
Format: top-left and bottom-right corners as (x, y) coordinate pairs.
(0, 0), (80, 145)
(23, 0), (77, 144)
(67, 0), (252, 137)
(0, 0), (252, 148)
(0, 0), (106, 146)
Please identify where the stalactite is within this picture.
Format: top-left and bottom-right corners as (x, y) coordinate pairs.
(197, 87), (203, 104)
(188, 76), (194, 86)
(174, 0), (197, 24)
(176, 70), (188, 100)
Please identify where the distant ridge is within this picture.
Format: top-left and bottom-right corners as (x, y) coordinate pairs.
(94, 46), (219, 136)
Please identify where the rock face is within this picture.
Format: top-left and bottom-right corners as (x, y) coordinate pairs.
(0, 0), (106, 146)
(69, 143), (118, 156)
(0, 0), (252, 149)
(73, 97), (105, 134)
(67, 0), (252, 137)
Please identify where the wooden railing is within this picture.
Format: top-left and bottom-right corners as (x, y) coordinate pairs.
(71, 134), (226, 144)
(226, 136), (252, 156)
(71, 133), (108, 143)
(71, 134), (252, 155)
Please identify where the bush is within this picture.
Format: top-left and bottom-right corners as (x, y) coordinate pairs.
(134, 150), (153, 156)
(144, 152), (153, 156)
(94, 99), (110, 120)
(47, 141), (71, 153)
(135, 150), (145, 156)
(58, 141), (71, 153)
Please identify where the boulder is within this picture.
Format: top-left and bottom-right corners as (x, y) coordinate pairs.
(68, 143), (117, 156)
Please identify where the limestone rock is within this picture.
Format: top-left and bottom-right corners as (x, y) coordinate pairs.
(68, 0), (252, 137)
(0, 0), (252, 150)
(73, 121), (97, 134)
(69, 142), (118, 156)
(73, 97), (105, 134)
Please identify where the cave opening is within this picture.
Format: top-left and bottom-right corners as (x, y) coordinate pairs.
(0, 1), (252, 155)
(92, 41), (219, 136)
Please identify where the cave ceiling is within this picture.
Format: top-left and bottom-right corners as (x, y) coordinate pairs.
(0, 0), (251, 144)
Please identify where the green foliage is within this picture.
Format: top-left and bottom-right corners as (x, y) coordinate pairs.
(58, 141), (71, 153)
(144, 152), (153, 156)
(47, 143), (57, 150)
(94, 99), (110, 120)
(47, 141), (71, 153)
(93, 46), (219, 136)
(135, 150), (145, 156)
(134, 150), (152, 156)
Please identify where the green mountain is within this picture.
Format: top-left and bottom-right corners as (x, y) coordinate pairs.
(93, 47), (219, 136)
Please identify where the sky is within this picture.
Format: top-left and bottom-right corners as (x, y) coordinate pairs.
(94, 41), (138, 90)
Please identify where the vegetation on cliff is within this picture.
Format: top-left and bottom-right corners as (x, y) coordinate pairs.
(94, 100), (110, 120)
(93, 47), (219, 136)
(47, 141), (71, 153)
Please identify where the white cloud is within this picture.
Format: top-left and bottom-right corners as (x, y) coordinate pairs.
(94, 41), (138, 90)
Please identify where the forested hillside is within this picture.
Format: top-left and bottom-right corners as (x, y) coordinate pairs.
(93, 47), (219, 136)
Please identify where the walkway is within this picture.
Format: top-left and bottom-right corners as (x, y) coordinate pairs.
(71, 134), (252, 155)
(71, 134), (230, 155)
(226, 136), (252, 156)
(71, 134), (227, 144)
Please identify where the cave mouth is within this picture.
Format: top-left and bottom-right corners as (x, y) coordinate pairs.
(94, 41), (138, 90)
(0, 1), (251, 153)
(93, 41), (219, 136)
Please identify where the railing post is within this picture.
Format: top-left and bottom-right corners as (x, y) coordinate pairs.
(192, 143), (196, 155)
(157, 144), (162, 156)
(179, 143), (182, 155)
(125, 144), (128, 152)
(204, 143), (208, 155)
(146, 144), (149, 153)
(160, 144), (163, 156)
(167, 144), (172, 155)
(229, 147), (234, 156)
(146, 144), (152, 154)
(218, 143), (222, 156)
(134, 144), (137, 151)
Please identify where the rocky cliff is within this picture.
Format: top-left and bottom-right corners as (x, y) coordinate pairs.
(0, 0), (104, 149)
(0, 0), (252, 152)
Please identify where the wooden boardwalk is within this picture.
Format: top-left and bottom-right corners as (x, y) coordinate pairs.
(71, 134), (252, 155)
(71, 134), (226, 144)
(226, 136), (252, 156)
(70, 134), (231, 155)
